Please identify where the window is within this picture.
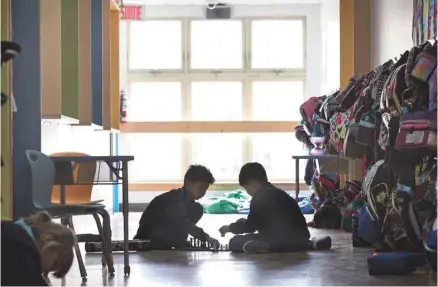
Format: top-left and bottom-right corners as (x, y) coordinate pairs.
(190, 133), (244, 181)
(251, 133), (304, 181)
(126, 134), (183, 181)
(191, 82), (243, 121)
(251, 20), (304, 69)
(129, 21), (182, 70)
(252, 81), (304, 121)
(126, 17), (307, 186)
(128, 82), (182, 122)
(190, 20), (243, 69)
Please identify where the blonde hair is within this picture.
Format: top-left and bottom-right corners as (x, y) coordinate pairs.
(23, 211), (76, 278)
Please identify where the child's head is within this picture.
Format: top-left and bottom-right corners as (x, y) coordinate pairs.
(23, 211), (76, 278)
(183, 165), (215, 200)
(238, 162), (268, 196)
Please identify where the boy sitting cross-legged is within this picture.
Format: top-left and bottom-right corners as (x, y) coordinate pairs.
(219, 162), (332, 254)
(134, 165), (220, 250)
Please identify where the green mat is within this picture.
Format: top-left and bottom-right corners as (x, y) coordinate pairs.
(198, 190), (250, 214)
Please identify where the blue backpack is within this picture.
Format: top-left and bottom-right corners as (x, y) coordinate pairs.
(423, 209), (437, 271)
(358, 205), (381, 245)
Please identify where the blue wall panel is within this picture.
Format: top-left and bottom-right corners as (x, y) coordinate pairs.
(11, 0), (41, 218)
(91, 0), (103, 126)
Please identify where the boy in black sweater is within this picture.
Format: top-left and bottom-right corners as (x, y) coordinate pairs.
(219, 162), (332, 253)
(2, 211), (76, 286)
(134, 165), (220, 249)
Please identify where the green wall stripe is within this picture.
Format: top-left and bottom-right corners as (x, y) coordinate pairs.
(61, 0), (79, 120)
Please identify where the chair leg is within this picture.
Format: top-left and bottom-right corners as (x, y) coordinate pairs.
(92, 212), (115, 275)
(98, 209), (115, 275)
(66, 216), (88, 281)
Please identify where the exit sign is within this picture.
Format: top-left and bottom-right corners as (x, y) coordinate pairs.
(121, 5), (145, 20)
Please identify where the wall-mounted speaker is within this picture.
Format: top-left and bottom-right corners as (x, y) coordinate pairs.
(205, 3), (232, 19)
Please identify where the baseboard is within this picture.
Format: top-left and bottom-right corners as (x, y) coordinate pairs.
(118, 203), (149, 213)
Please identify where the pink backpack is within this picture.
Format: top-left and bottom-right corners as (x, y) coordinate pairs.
(299, 97), (319, 134)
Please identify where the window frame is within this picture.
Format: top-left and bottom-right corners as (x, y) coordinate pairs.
(125, 16), (307, 184)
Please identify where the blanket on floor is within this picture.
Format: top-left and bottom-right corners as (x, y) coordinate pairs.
(198, 190), (314, 214)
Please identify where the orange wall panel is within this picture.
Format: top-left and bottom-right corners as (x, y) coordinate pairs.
(40, 0), (62, 119)
(110, 10), (120, 130)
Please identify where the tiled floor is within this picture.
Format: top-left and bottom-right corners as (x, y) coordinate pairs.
(50, 213), (436, 286)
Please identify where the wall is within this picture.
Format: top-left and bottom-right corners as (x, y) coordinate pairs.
(320, 0), (340, 93)
(119, 4), (325, 204)
(371, 0), (413, 68)
(41, 122), (114, 210)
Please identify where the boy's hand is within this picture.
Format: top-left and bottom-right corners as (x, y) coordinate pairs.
(206, 236), (220, 250)
(219, 225), (230, 237)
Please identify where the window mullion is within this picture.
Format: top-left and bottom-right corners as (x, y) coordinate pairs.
(246, 18), (252, 71)
(183, 18), (189, 74)
(242, 135), (252, 166)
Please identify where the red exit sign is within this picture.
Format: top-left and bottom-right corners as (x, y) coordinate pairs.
(121, 5), (145, 20)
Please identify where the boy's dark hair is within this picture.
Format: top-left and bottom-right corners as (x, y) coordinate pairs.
(239, 162), (268, 186)
(184, 165), (215, 184)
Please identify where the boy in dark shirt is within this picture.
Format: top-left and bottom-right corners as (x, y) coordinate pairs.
(219, 162), (332, 253)
(2, 211), (76, 286)
(134, 165), (220, 250)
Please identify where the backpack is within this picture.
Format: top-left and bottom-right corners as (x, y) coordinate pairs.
(313, 199), (342, 229)
(341, 199), (364, 232)
(299, 97), (320, 135)
(406, 42), (437, 111)
(330, 73), (374, 153)
(423, 209), (437, 271)
(358, 204), (382, 245)
(356, 61), (393, 147)
(362, 160), (393, 226)
(380, 64), (408, 115)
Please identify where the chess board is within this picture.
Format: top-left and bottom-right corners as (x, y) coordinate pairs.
(178, 238), (230, 252)
(85, 240), (151, 253)
(84, 238), (230, 253)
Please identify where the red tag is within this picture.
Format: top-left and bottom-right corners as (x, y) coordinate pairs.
(121, 6), (142, 20)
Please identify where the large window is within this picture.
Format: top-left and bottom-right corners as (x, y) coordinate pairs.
(190, 20), (243, 70)
(190, 134), (244, 181)
(191, 81), (243, 121)
(129, 21), (182, 70)
(126, 134), (183, 182)
(252, 81), (304, 121)
(126, 18), (306, 184)
(251, 19), (304, 69)
(128, 82), (182, 122)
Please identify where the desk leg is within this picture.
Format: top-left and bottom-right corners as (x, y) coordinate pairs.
(122, 162), (130, 276)
(295, 159), (300, 200)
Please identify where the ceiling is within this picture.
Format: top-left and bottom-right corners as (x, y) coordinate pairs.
(122, 0), (323, 5)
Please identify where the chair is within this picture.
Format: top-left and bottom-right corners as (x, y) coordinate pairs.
(26, 150), (115, 281)
(50, 152), (103, 205)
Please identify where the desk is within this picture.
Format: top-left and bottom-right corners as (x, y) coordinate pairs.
(291, 155), (339, 199)
(50, 155), (134, 276)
